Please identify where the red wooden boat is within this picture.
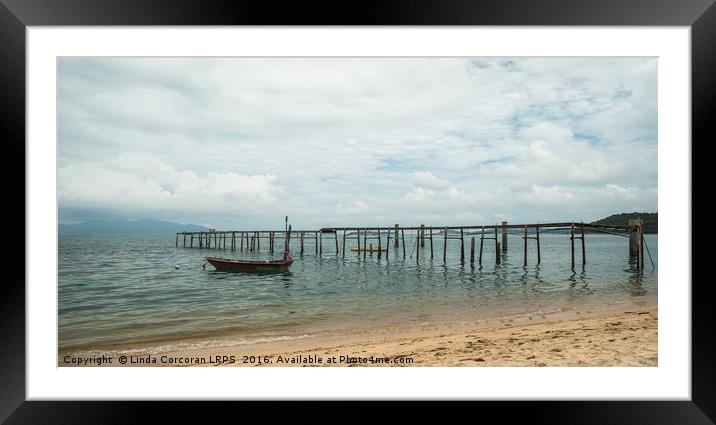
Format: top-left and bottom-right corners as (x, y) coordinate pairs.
(205, 250), (294, 271)
(204, 222), (294, 272)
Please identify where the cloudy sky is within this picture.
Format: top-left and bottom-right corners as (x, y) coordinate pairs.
(58, 57), (657, 229)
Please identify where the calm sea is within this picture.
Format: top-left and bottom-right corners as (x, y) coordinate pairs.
(58, 232), (657, 354)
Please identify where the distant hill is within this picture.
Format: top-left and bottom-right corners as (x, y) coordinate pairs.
(59, 219), (208, 235)
(592, 212), (657, 234)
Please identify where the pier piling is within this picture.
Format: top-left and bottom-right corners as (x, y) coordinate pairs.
(470, 237), (475, 264)
(416, 229), (420, 260)
(342, 230), (346, 257)
(502, 221), (508, 252)
(536, 227), (541, 264)
(479, 227), (485, 266)
(443, 226), (448, 263)
(363, 228), (367, 259)
(524, 225), (528, 267)
(570, 224), (575, 270)
(581, 223), (586, 266)
(401, 229), (406, 259)
(429, 228), (434, 260)
(378, 229), (382, 259)
(460, 228), (465, 263)
(385, 228), (390, 258)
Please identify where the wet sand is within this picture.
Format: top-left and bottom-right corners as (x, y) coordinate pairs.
(98, 306), (656, 367)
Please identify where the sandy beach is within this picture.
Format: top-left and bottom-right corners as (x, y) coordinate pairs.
(66, 304), (656, 367)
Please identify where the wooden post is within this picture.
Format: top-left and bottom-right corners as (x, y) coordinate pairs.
(479, 226), (484, 266)
(401, 229), (406, 259)
(342, 230), (346, 258)
(394, 224), (399, 247)
(502, 221), (508, 251)
(357, 229), (361, 251)
(363, 228), (367, 259)
(175, 233), (179, 247)
(629, 218), (642, 258)
(300, 232), (304, 255)
(370, 243), (373, 255)
(416, 229), (420, 259)
(190, 233), (194, 248)
(581, 223), (586, 266)
(524, 225), (528, 267)
(334, 231), (339, 255)
(385, 228), (390, 257)
(443, 226), (448, 263)
(319, 231), (323, 256)
(460, 228), (465, 263)
(378, 229), (382, 259)
(429, 228), (434, 260)
(495, 228), (500, 264)
(570, 224), (575, 270)
(420, 224), (425, 247)
(256, 232), (260, 252)
(536, 226), (541, 264)
(315, 231), (318, 254)
(199, 233), (203, 248)
(470, 237), (475, 264)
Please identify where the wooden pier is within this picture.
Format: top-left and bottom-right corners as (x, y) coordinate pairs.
(176, 220), (647, 271)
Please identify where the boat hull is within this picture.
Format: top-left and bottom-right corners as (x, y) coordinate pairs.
(205, 256), (293, 272)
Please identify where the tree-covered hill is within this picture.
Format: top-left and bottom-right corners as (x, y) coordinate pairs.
(592, 212), (657, 234)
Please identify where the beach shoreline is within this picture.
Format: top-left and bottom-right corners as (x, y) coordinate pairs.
(60, 303), (657, 367)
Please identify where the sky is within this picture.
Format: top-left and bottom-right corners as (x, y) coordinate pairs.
(58, 57), (657, 229)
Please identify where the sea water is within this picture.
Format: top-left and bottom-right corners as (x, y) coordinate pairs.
(58, 232), (657, 354)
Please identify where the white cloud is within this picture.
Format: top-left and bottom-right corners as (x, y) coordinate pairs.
(59, 152), (280, 224)
(58, 58), (657, 227)
(410, 171), (451, 191)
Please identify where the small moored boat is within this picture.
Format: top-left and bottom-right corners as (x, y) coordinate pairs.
(205, 251), (294, 271)
(204, 221), (294, 272)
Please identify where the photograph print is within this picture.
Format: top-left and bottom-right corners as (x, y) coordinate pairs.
(58, 57), (657, 367)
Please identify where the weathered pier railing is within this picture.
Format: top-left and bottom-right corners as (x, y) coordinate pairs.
(176, 220), (647, 271)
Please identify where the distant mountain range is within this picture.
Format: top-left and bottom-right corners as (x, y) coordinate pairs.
(58, 219), (208, 235)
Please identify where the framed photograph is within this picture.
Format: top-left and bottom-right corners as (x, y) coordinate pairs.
(3, 0), (714, 422)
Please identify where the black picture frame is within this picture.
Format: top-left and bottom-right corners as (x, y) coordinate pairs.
(2, 0), (714, 423)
